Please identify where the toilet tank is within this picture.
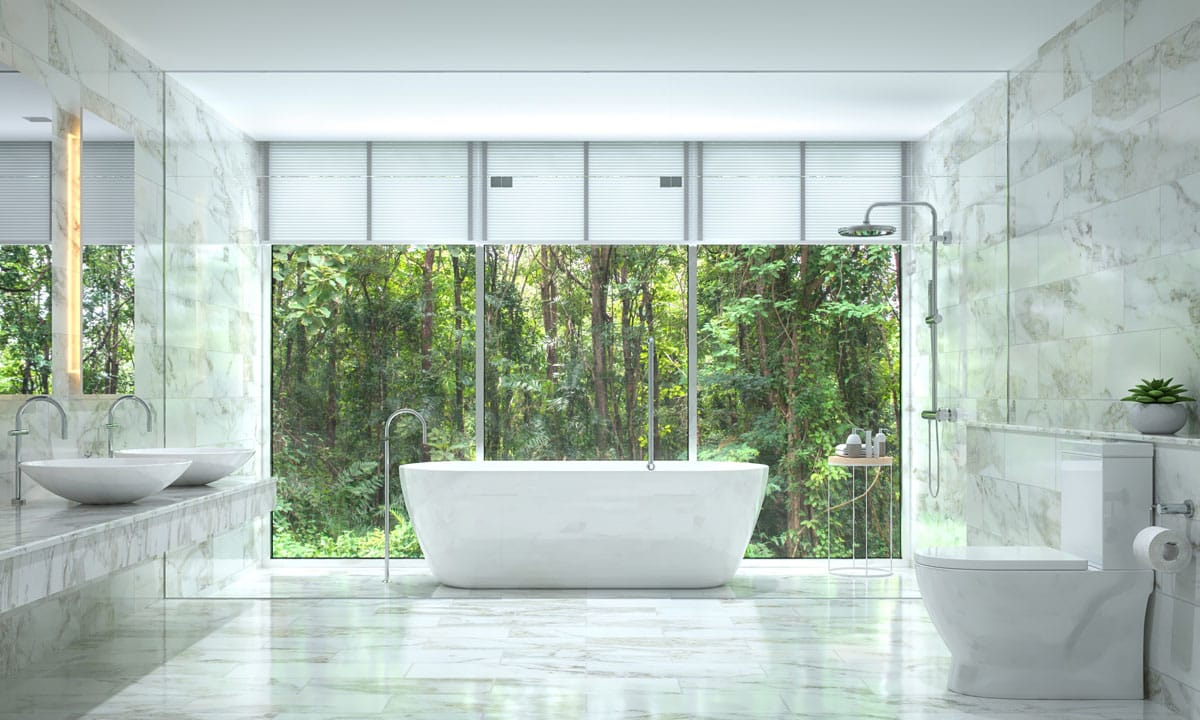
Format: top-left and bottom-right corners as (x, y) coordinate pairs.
(1059, 439), (1153, 570)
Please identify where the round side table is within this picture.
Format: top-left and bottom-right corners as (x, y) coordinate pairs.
(826, 455), (894, 577)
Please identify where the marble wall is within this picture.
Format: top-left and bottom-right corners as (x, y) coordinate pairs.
(0, 0), (264, 499)
(162, 78), (263, 467)
(0, 0), (266, 673)
(919, 0), (1200, 714)
(1002, 3), (1200, 713)
(1008, 0), (1200, 435)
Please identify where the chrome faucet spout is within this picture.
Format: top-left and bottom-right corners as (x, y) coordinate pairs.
(647, 336), (655, 472)
(382, 408), (428, 583)
(106, 394), (153, 457)
(11, 395), (68, 506)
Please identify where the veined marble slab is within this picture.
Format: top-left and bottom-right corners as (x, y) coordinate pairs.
(0, 476), (274, 614)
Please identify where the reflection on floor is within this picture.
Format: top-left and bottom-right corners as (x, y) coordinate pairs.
(0, 565), (1182, 719)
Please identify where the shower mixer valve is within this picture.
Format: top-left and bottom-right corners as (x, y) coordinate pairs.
(921, 408), (958, 422)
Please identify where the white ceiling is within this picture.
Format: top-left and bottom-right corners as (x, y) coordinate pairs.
(180, 71), (1007, 141)
(62, 1), (1099, 140)
(71, 0), (1095, 73)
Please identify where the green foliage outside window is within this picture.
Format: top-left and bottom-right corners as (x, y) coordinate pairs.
(82, 245), (135, 394)
(271, 242), (899, 561)
(0, 244), (135, 396)
(0, 245), (52, 394)
(271, 245), (475, 557)
(699, 245), (900, 559)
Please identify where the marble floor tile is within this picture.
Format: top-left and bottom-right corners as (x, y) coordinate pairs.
(0, 565), (1185, 719)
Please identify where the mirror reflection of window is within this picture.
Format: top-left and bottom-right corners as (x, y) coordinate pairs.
(0, 63), (54, 393)
(81, 134), (135, 395)
(0, 240), (52, 394)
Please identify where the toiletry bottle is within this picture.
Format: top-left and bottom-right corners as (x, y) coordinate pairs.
(874, 431), (886, 458)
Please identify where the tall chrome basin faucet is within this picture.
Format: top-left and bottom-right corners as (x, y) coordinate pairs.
(11, 395), (68, 506)
(105, 394), (153, 457)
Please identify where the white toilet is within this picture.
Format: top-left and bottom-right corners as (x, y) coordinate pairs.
(915, 439), (1155, 700)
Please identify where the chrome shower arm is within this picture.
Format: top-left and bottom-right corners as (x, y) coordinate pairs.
(864, 201), (940, 239)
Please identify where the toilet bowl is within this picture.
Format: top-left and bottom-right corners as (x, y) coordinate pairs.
(915, 546), (1152, 699)
(915, 439), (1157, 700)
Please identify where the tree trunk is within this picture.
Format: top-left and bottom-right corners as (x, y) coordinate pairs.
(419, 248), (436, 374)
(540, 246), (558, 380)
(325, 319), (338, 444)
(619, 264), (635, 460)
(451, 250), (466, 434)
(641, 266), (656, 458)
(589, 247), (612, 454)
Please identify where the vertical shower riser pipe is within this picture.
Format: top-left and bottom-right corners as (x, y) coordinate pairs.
(862, 201), (953, 499)
(863, 201), (949, 421)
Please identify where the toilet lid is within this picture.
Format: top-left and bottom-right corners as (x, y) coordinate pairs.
(914, 546), (1089, 571)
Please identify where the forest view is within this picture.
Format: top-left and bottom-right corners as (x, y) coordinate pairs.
(0, 244), (134, 395)
(271, 242), (899, 560)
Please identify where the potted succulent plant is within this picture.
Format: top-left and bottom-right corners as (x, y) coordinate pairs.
(1122, 378), (1195, 435)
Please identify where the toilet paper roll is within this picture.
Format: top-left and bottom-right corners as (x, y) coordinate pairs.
(1132, 526), (1193, 573)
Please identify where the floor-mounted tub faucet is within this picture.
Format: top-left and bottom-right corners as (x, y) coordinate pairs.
(105, 394), (153, 457)
(383, 408), (427, 583)
(11, 395), (68, 506)
(647, 336), (655, 472)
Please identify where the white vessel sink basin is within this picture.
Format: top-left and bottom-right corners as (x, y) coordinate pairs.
(20, 458), (191, 504)
(114, 447), (254, 486)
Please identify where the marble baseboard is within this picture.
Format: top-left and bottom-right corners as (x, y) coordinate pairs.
(165, 515), (266, 597)
(0, 477), (275, 614)
(0, 556), (162, 675)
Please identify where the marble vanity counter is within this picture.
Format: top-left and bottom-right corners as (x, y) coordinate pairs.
(0, 476), (275, 613)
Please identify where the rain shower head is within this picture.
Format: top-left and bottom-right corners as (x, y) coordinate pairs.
(837, 223), (897, 238)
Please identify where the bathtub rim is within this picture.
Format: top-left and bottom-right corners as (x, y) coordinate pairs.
(399, 459), (769, 474)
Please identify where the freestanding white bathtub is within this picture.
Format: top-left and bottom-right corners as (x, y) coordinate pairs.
(399, 460), (768, 588)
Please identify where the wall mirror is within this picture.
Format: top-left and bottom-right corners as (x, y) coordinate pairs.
(80, 110), (135, 395)
(0, 63), (53, 394)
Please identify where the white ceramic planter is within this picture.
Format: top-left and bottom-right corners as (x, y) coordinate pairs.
(1128, 403), (1189, 435)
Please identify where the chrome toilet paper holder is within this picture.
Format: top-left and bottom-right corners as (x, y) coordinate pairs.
(1154, 500), (1195, 518)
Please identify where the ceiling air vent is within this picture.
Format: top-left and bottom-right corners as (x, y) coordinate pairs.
(490, 176), (513, 188)
(659, 176), (682, 188)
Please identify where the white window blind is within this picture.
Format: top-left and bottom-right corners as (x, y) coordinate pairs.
(81, 141), (134, 245)
(702, 143), (801, 244)
(371, 143), (468, 244)
(0, 142), (50, 245)
(588, 143), (684, 245)
(486, 143), (583, 245)
(264, 141), (904, 247)
(269, 143), (368, 244)
(805, 142), (903, 243)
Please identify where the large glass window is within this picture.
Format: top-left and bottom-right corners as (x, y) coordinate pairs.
(267, 140), (903, 560)
(698, 245), (901, 558)
(271, 245), (475, 558)
(484, 245), (686, 460)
